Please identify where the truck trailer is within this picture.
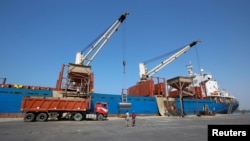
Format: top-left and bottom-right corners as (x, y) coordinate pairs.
(21, 97), (108, 122)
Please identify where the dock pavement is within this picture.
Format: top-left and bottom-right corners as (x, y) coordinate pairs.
(0, 114), (249, 141)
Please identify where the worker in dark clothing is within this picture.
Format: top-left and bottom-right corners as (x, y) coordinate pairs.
(131, 111), (136, 126)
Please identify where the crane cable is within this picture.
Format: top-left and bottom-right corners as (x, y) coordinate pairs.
(121, 22), (127, 95)
(194, 45), (202, 75)
(122, 24), (127, 74)
(143, 47), (183, 64)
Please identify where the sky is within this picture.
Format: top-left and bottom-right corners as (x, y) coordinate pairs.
(1, 0), (249, 110)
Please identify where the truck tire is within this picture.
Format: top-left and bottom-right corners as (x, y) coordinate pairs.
(36, 113), (48, 122)
(73, 113), (83, 121)
(24, 113), (36, 122)
(97, 114), (104, 121)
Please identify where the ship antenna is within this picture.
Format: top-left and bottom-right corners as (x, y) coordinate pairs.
(187, 62), (193, 76)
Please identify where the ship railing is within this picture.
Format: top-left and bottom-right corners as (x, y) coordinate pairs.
(0, 84), (54, 90)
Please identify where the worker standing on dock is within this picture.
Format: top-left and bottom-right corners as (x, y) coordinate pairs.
(125, 110), (130, 127)
(131, 111), (136, 126)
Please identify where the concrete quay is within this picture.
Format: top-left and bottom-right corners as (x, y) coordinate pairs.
(0, 114), (249, 141)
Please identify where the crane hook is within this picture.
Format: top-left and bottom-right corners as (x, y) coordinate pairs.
(123, 60), (126, 74)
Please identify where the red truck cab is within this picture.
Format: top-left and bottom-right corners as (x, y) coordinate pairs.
(94, 102), (108, 120)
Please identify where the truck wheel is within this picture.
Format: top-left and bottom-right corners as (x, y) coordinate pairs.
(24, 113), (36, 122)
(36, 113), (48, 122)
(73, 113), (83, 121)
(97, 114), (104, 121)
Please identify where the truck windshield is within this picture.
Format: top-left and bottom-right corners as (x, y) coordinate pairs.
(102, 103), (107, 109)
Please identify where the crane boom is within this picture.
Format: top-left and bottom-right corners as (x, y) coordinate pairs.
(76, 11), (129, 66)
(139, 40), (201, 80)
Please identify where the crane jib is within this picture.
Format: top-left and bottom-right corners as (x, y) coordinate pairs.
(119, 12), (129, 23)
(139, 40), (201, 80)
(190, 40), (201, 47)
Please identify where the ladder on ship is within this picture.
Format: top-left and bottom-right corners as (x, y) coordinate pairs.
(118, 89), (131, 110)
(121, 89), (128, 103)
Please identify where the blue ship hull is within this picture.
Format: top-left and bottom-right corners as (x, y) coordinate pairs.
(0, 87), (239, 116)
(0, 88), (52, 114)
(91, 93), (159, 115)
(175, 98), (239, 115)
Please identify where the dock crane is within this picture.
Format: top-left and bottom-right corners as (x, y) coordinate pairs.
(56, 12), (129, 97)
(128, 40), (201, 97)
(139, 40), (201, 81)
(75, 11), (129, 66)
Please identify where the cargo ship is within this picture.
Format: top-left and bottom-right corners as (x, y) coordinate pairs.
(125, 62), (239, 116)
(165, 63), (239, 116)
(0, 46), (239, 118)
(0, 11), (239, 118)
(0, 62), (239, 118)
(125, 39), (239, 116)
